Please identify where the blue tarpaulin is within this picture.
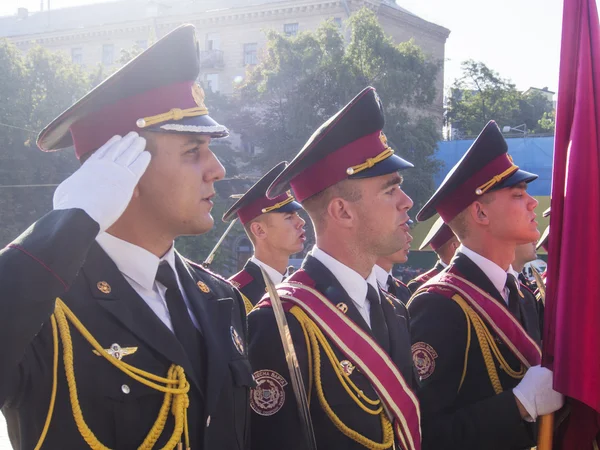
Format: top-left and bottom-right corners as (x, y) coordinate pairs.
(433, 136), (554, 196)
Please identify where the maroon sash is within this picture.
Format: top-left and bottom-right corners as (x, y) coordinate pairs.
(258, 269), (421, 450)
(414, 269), (541, 367)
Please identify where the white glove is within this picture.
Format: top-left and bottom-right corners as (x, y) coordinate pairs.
(513, 365), (564, 421)
(53, 132), (151, 232)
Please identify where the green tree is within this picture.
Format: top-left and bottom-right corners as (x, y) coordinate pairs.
(538, 109), (556, 133)
(447, 60), (555, 136)
(228, 8), (442, 210)
(0, 40), (91, 246)
(446, 60), (521, 136)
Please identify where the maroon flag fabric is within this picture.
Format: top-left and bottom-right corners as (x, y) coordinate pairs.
(543, 0), (600, 447)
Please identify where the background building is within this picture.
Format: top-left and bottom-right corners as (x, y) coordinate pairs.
(0, 0), (450, 120)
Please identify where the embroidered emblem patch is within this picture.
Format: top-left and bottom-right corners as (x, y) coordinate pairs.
(250, 370), (288, 416)
(197, 281), (211, 293)
(336, 302), (348, 314)
(97, 281), (111, 294)
(340, 360), (355, 376)
(230, 326), (245, 355)
(412, 342), (438, 380)
(230, 280), (241, 289)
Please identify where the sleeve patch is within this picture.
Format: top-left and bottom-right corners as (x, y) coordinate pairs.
(412, 342), (439, 380)
(250, 370), (288, 416)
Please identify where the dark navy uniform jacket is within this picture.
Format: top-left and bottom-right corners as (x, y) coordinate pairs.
(408, 252), (542, 450)
(248, 255), (414, 450)
(0, 209), (253, 450)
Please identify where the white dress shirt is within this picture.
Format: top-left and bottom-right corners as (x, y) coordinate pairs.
(439, 260), (448, 269)
(458, 245), (513, 305)
(311, 246), (379, 327)
(250, 256), (285, 285)
(96, 232), (200, 333)
(373, 264), (393, 292)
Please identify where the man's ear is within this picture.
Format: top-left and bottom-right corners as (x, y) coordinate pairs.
(471, 201), (490, 226)
(249, 220), (267, 241)
(326, 197), (356, 229)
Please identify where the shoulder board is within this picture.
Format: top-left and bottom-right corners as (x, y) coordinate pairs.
(229, 269), (255, 290)
(392, 276), (408, 288)
(185, 258), (235, 287)
(519, 282), (535, 296)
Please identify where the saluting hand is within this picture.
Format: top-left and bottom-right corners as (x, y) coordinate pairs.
(53, 132), (151, 232)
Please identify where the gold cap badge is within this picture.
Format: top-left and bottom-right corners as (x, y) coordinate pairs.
(192, 83), (207, 109)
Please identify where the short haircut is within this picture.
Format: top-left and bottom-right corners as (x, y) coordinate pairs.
(301, 179), (362, 232)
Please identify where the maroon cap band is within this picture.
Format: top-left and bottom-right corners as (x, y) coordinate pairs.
(70, 81), (197, 159)
(436, 153), (517, 222)
(237, 191), (295, 225)
(430, 225), (456, 251)
(289, 131), (387, 202)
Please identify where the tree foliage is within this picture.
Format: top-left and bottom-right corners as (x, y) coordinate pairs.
(227, 8), (442, 210)
(0, 40), (91, 246)
(446, 60), (555, 136)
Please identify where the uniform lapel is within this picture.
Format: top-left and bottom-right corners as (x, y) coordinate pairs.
(175, 253), (231, 418)
(83, 243), (202, 390)
(302, 256), (372, 336)
(452, 252), (508, 308)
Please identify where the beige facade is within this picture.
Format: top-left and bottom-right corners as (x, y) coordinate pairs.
(1, 0), (449, 120)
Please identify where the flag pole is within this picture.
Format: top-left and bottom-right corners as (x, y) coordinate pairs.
(534, 266), (553, 450)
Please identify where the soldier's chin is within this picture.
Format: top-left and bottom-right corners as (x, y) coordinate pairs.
(189, 214), (215, 236)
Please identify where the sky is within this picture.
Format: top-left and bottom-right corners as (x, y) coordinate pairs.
(0, 0), (565, 94)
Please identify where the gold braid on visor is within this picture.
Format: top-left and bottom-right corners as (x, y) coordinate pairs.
(136, 106), (208, 128)
(475, 164), (520, 195)
(262, 193), (296, 213)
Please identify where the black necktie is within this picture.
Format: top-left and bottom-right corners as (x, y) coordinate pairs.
(386, 275), (397, 297)
(155, 262), (205, 387)
(505, 273), (523, 323)
(367, 284), (390, 354)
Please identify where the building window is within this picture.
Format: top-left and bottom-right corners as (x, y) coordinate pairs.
(135, 40), (148, 50)
(284, 23), (299, 36)
(243, 43), (258, 66)
(206, 32), (220, 50)
(102, 44), (114, 65)
(242, 137), (256, 155)
(71, 47), (83, 65)
(333, 17), (342, 29)
(205, 73), (219, 92)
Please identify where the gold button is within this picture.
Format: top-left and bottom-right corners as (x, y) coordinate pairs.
(97, 281), (111, 294)
(197, 281), (210, 293)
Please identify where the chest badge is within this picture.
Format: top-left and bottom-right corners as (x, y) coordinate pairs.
(336, 302), (348, 314)
(97, 281), (112, 294)
(93, 343), (138, 360)
(230, 326), (245, 355)
(340, 360), (356, 376)
(197, 280), (211, 293)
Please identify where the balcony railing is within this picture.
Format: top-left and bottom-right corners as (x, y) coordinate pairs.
(199, 49), (224, 69)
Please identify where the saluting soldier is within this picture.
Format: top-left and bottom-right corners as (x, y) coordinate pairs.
(223, 162), (306, 308)
(0, 25), (253, 450)
(407, 217), (459, 294)
(408, 121), (564, 450)
(373, 224), (414, 303)
(248, 87), (421, 450)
